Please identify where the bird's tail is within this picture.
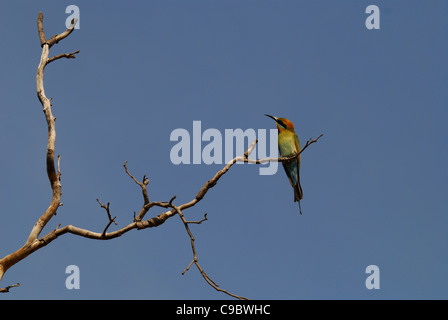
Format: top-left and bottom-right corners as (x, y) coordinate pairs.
(294, 181), (303, 215)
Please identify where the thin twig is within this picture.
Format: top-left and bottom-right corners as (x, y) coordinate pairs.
(242, 134), (324, 164)
(96, 199), (117, 237)
(0, 283), (20, 293)
(47, 50), (80, 65)
(182, 260), (195, 275)
(173, 205), (248, 300)
(123, 161), (149, 205)
(185, 213), (208, 224)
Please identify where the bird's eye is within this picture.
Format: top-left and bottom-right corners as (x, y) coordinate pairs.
(277, 120), (286, 129)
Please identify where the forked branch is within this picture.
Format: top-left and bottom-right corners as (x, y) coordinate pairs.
(174, 206), (248, 300)
(0, 11), (80, 285)
(0, 11), (323, 299)
(96, 199), (118, 237)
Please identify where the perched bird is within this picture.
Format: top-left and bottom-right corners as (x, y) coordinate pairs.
(265, 114), (303, 214)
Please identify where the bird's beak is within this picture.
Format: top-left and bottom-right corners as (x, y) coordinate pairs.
(264, 114), (278, 122)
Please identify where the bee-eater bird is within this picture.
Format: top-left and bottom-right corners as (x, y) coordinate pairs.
(265, 114), (303, 214)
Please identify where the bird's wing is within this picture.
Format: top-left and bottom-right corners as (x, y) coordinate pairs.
(293, 133), (303, 200)
(293, 133), (301, 166)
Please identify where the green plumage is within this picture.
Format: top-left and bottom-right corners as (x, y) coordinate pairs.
(278, 129), (303, 203)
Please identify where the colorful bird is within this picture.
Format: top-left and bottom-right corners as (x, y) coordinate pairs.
(265, 114), (303, 214)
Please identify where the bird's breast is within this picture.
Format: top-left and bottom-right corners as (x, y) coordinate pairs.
(278, 134), (299, 157)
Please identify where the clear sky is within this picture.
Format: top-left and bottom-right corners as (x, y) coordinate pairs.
(0, 1), (447, 299)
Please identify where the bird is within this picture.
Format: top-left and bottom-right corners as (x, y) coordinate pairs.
(265, 114), (303, 214)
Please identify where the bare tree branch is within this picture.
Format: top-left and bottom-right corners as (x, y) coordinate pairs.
(47, 50), (80, 65)
(37, 12), (46, 47)
(96, 199), (118, 237)
(185, 213), (208, 224)
(123, 161), (149, 206)
(0, 11), (323, 299)
(0, 283), (20, 293)
(0, 11), (79, 284)
(46, 18), (78, 48)
(174, 205), (248, 300)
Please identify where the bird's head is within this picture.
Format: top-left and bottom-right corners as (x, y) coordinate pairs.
(265, 114), (295, 132)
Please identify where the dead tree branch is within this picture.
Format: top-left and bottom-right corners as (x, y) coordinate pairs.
(174, 205), (248, 300)
(123, 161), (150, 207)
(47, 50), (80, 65)
(185, 213), (208, 224)
(96, 199), (118, 238)
(0, 283), (20, 293)
(0, 11), (322, 298)
(0, 11), (79, 286)
(241, 134), (324, 165)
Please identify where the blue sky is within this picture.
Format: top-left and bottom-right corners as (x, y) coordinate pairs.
(0, 1), (447, 299)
